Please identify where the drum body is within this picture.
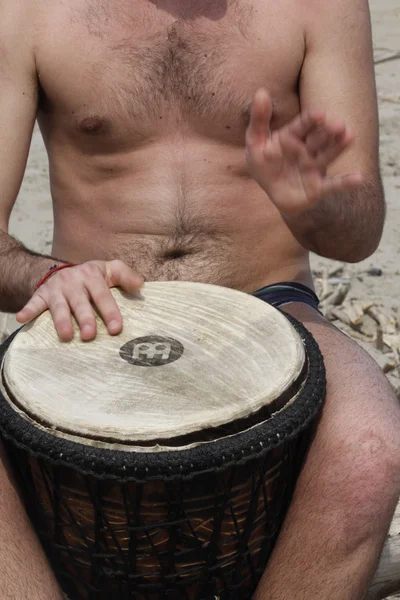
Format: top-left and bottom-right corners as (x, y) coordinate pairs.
(0, 283), (326, 600)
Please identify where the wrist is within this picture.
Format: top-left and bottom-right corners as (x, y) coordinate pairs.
(35, 263), (76, 290)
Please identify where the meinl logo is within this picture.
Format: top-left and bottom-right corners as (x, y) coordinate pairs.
(119, 336), (184, 367)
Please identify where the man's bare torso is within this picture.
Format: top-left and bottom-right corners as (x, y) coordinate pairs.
(35, 0), (309, 291)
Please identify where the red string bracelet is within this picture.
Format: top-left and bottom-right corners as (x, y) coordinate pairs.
(36, 263), (76, 290)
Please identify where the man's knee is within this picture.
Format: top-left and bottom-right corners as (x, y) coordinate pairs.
(344, 421), (400, 507)
(325, 344), (399, 502)
(284, 304), (400, 537)
(317, 375), (400, 548)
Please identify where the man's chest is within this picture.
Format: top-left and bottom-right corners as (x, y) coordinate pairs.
(36, 0), (305, 144)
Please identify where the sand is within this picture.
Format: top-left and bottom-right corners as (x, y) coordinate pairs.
(1, 0), (400, 597)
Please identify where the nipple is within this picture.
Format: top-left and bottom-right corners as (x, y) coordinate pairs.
(79, 117), (105, 134)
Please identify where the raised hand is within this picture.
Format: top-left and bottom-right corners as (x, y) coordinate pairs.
(16, 260), (144, 342)
(245, 88), (363, 217)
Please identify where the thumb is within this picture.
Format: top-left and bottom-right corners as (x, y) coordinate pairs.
(247, 88), (273, 148)
(106, 260), (144, 292)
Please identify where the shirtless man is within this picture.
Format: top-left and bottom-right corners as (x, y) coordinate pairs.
(0, 0), (399, 598)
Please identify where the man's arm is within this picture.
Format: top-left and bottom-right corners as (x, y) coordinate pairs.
(292, 0), (383, 261)
(0, 5), (65, 598)
(0, 2), (65, 313)
(284, 179), (384, 263)
(246, 0), (383, 263)
(0, 2), (143, 341)
(0, 232), (66, 313)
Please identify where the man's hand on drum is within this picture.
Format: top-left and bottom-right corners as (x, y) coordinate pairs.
(16, 260), (144, 342)
(245, 88), (363, 218)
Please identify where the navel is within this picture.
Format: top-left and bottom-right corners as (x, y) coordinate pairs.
(163, 248), (190, 260)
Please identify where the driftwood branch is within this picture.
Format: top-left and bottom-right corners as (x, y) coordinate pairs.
(368, 499), (400, 599)
(374, 51), (400, 65)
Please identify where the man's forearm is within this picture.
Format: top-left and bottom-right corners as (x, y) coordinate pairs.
(283, 179), (385, 262)
(0, 230), (65, 313)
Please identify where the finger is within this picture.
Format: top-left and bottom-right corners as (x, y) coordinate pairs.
(286, 110), (325, 141)
(316, 130), (354, 170)
(321, 172), (363, 196)
(87, 280), (123, 336)
(247, 88), (273, 148)
(306, 125), (331, 156)
(67, 291), (98, 342)
(16, 293), (48, 324)
(275, 129), (313, 166)
(308, 119), (346, 157)
(48, 296), (75, 342)
(106, 260), (144, 292)
(306, 120), (347, 156)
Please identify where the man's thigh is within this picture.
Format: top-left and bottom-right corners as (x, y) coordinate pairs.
(281, 301), (400, 499)
(276, 301), (400, 568)
(282, 301), (400, 421)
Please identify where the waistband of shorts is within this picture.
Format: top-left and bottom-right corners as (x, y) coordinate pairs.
(251, 281), (320, 310)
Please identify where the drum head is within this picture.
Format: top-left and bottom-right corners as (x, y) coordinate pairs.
(1, 282), (305, 449)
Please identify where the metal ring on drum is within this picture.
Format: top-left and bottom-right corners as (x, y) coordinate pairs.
(0, 282), (326, 600)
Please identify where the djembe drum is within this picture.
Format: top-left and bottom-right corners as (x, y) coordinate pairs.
(0, 282), (325, 600)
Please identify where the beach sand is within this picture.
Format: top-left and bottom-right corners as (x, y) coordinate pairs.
(1, 0), (400, 597)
